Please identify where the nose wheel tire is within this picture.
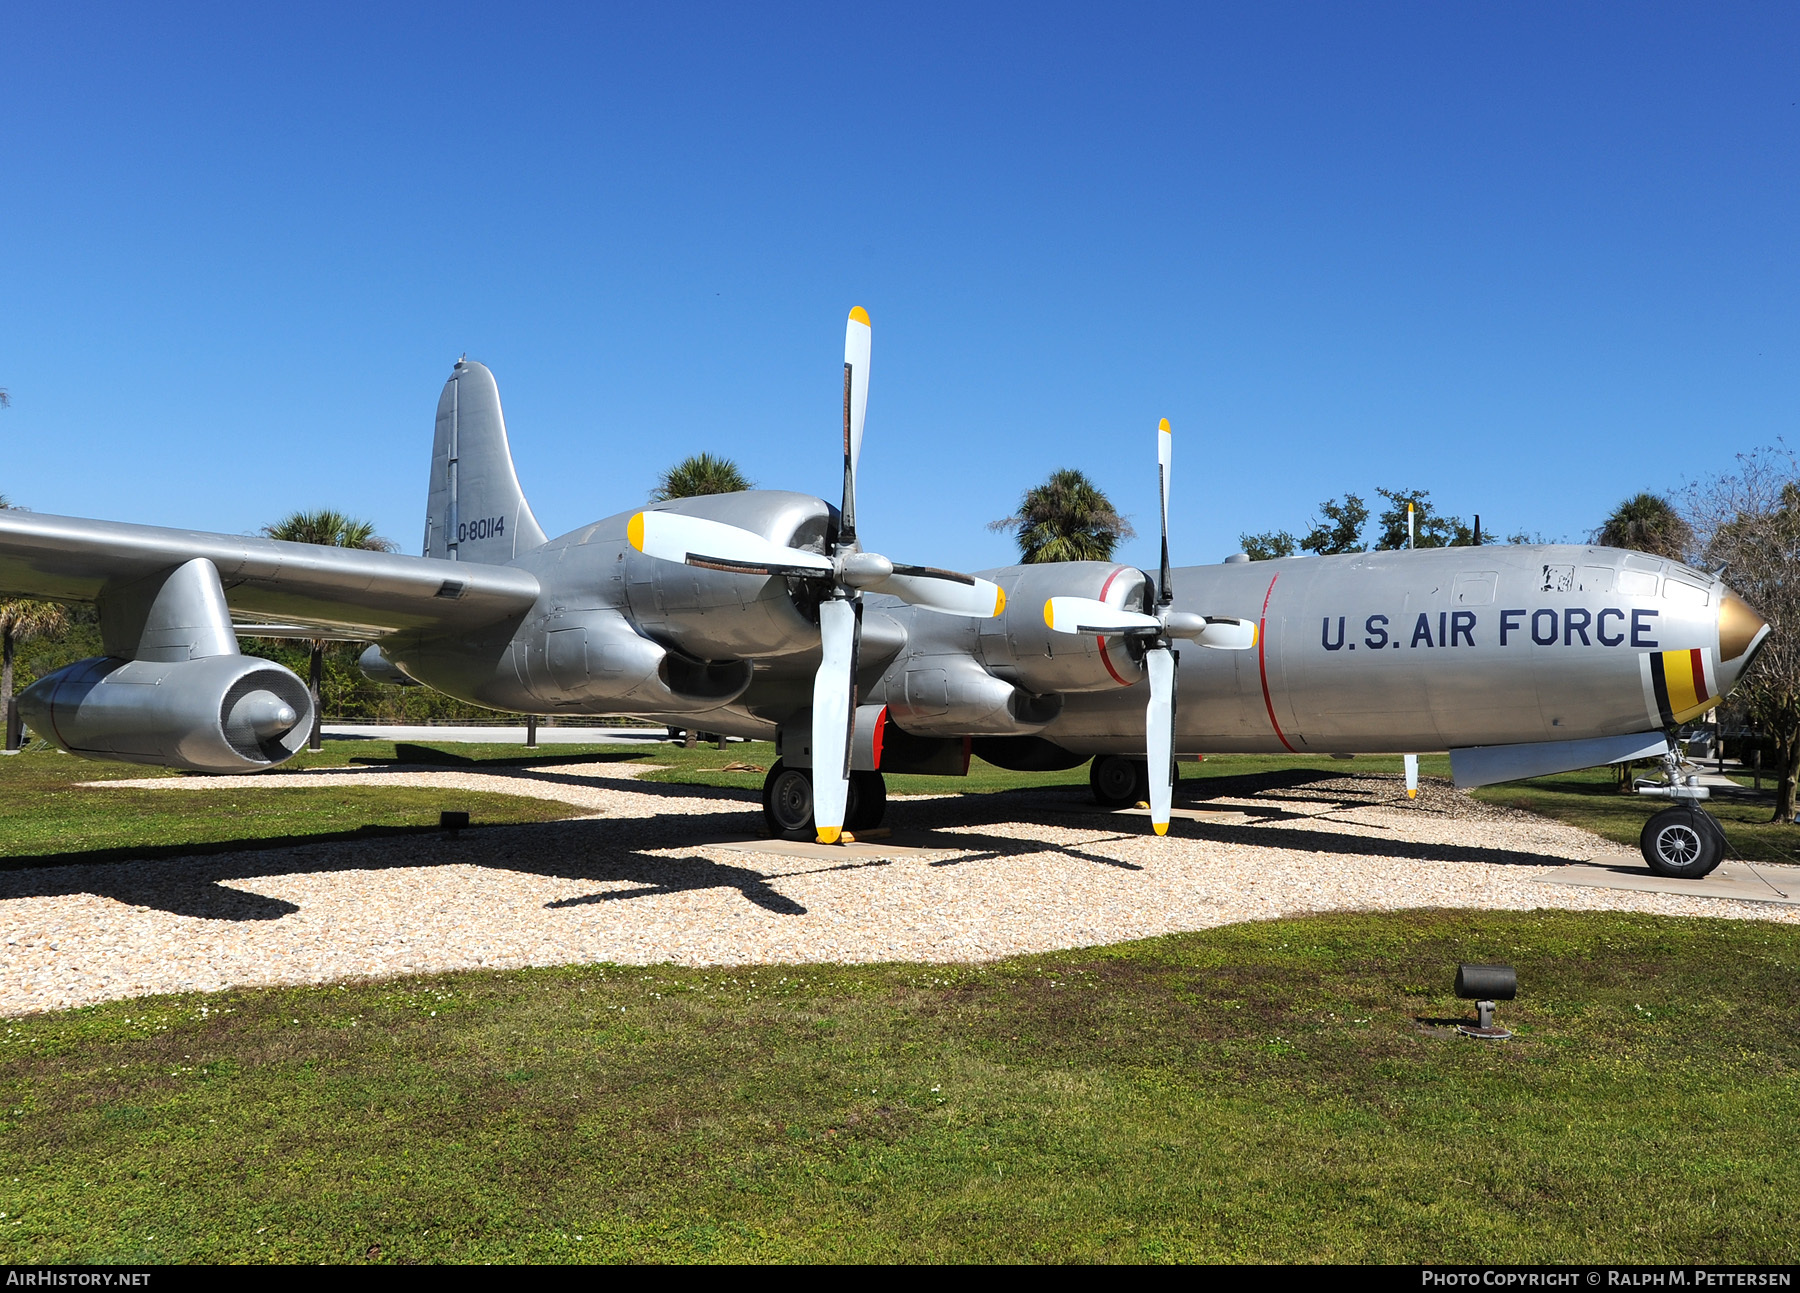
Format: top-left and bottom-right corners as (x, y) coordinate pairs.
(1639, 806), (1725, 879)
(1090, 755), (1149, 808)
(762, 762), (886, 839)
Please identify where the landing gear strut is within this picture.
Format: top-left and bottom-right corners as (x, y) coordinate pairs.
(761, 760), (887, 840)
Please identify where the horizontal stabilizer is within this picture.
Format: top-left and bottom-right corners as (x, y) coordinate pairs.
(1449, 731), (1670, 789)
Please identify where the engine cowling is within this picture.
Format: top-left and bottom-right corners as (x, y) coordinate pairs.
(19, 654), (314, 773)
(976, 562), (1153, 695)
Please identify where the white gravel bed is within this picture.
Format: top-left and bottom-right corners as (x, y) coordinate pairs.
(2, 762), (1793, 1016)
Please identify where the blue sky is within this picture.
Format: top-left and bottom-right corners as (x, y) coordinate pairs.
(1, 3), (1793, 574)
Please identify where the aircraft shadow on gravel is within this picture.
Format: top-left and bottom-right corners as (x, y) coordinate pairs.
(0, 768), (1563, 922)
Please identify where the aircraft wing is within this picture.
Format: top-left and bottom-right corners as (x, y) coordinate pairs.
(0, 511), (540, 639)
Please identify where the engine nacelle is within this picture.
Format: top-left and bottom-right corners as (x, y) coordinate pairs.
(19, 655), (314, 774)
(977, 562), (1152, 695)
(882, 652), (1062, 737)
(510, 607), (753, 713)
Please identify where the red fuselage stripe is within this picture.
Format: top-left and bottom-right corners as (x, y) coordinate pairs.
(1688, 648), (1708, 701)
(1095, 566), (1133, 687)
(1257, 572), (1297, 752)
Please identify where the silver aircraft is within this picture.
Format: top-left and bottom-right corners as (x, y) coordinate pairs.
(0, 310), (1772, 879)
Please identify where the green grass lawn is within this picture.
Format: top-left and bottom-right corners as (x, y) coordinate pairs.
(0, 743), (599, 866)
(0, 909), (1795, 1263)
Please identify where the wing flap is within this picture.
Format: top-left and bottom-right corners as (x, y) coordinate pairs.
(0, 511), (539, 637)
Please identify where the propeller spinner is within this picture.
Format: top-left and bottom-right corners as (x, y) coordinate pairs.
(630, 308), (1005, 843)
(1042, 418), (1256, 835)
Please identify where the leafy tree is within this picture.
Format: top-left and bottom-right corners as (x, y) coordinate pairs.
(989, 468), (1136, 564)
(1239, 530), (1297, 561)
(1684, 446), (1800, 824)
(1302, 494), (1370, 555)
(652, 453), (753, 501)
(0, 497), (70, 751)
(261, 510), (396, 750)
(1372, 488), (1475, 550)
(0, 598), (66, 751)
(1596, 492), (1693, 561)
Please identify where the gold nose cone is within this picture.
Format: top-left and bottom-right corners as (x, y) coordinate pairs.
(1719, 593), (1769, 662)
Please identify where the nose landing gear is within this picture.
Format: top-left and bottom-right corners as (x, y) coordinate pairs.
(1634, 749), (1726, 879)
(1639, 805), (1726, 879)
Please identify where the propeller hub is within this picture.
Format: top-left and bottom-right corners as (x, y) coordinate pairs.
(838, 551), (894, 588)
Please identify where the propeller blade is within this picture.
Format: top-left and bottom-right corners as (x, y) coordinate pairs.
(1145, 645), (1176, 835)
(812, 596), (859, 844)
(840, 306), (872, 545)
(1044, 596), (1162, 636)
(1404, 753), (1419, 800)
(1157, 417), (1172, 607)
(1195, 616), (1256, 650)
(879, 566), (1006, 618)
(629, 511), (833, 578)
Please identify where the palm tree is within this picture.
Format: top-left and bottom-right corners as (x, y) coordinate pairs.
(1597, 493), (1693, 561)
(652, 453), (753, 501)
(0, 599), (66, 751)
(261, 509), (394, 552)
(262, 510), (396, 750)
(989, 468), (1135, 563)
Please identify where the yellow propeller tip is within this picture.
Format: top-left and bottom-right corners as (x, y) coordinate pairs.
(994, 586), (1007, 616)
(1407, 789), (1418, 799)
(1042, 599), (1055, 629)
(626, 513), (646, 552)
(1153, 821), (1169, 836)
(816, 827), (841, 845)
(849, 306), (870, 326)
(1158, 418), (1171, 433)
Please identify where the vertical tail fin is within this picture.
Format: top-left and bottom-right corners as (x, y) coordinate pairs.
(422, 359), (548, 563)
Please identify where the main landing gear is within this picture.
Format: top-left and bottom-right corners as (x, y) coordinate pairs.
(761, 760), (887, 840)
(1089, 754), (1150, 809)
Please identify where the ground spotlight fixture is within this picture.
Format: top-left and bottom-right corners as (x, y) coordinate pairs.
(1454, 963), (1516, 1040)
(440, 810), (470, 836)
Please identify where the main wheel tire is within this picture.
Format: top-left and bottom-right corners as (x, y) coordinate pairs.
(1639, 806), (1725, 879)
(847, 771), (887, 831)
(762, 760), (815, 840)
(1090, 755), (1148, 808)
